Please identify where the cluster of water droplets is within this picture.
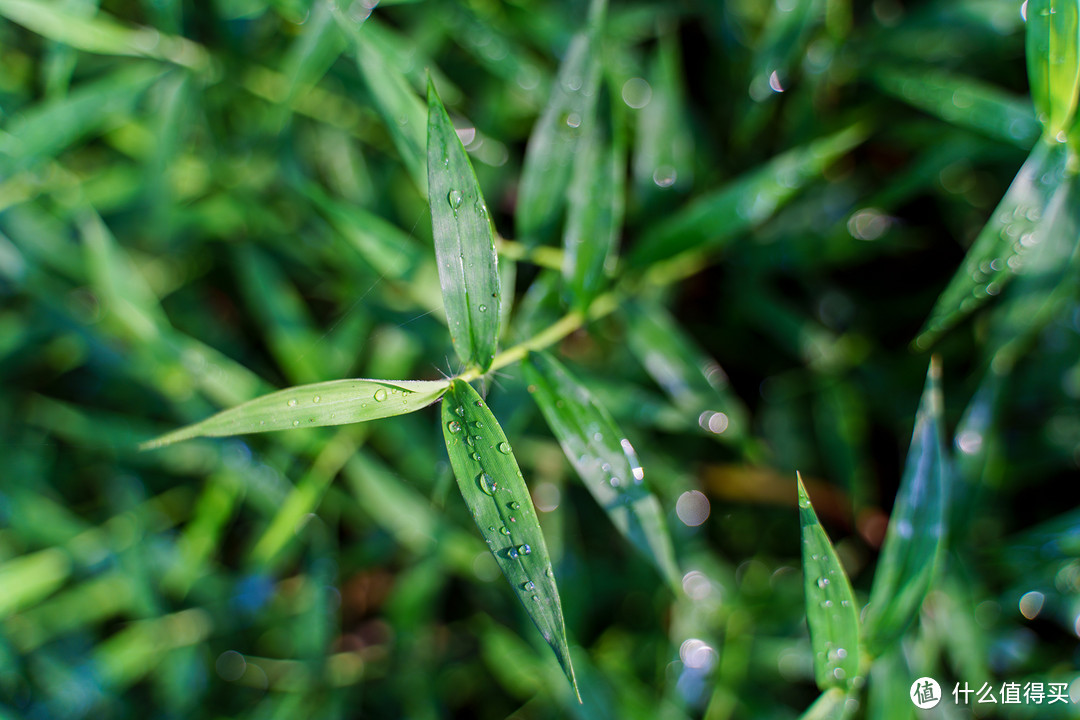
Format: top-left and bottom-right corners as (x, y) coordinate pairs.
(449, 401), (541, 602)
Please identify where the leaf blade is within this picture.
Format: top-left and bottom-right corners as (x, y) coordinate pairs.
(522, 351), (680, 589)
(915, 139), (1068, 347)
(427, 77), (500, 371)
(865, 358), (949, 652)
(141, 379), (450, 449)
(798, 473), (861, 691)
(440, 379), (578, 699)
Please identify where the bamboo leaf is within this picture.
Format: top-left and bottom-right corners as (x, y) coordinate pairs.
(440, 379), (579, 699)
(522, 351), (680, 589)
(1026, 0), (1080, 136)
(515, 30), (600, 244)
(915, 138), (1068, 348)
(798, 473), (861, 690)
(332, 6), (427, 193)
(563, 83), (623, 312)
(141, 379), (450, 449)
(629, 124), (867, 268)
(623, 298), (750, 444)
(427, 76), (501, 372)
(874, 66), (1040, 148)
(865, 358), (948, 652)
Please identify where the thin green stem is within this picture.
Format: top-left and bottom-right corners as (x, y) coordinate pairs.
(458, 291), (619, 382)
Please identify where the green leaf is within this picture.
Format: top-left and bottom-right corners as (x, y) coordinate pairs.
(440, 379), (579, 699)
(623, 298), (750, 444)
(633, 28), (694, 197)
(141, 379), (450, 449)
(0, 0), (207, 68)
(797, 473), (861, 691)
(332, 6), (427, 193)
(516, 30), (600, 244)
(522, 351), (680, 589)
(629, 124), (866, 268)
(427, 76), (501, 372)
(865, 358), (948, 652)
(874, 66), (1040, 148)
(915, 138), (1068, 348)
(1026, 0), (1080, 136)
(563, 84), (623, 311)
(0, 64), (165, 170)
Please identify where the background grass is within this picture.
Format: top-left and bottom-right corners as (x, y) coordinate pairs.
(2, 0), (1080, 718)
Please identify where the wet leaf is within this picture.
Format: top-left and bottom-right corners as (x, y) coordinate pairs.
(630, 124), (866, 268)
(516, 30), (600, 244)
(141, 379), (450, 449)
(440, 379), (579, 699)
(623, 298), (750, 444)
(874, 66), (1040, 148)
(865, 358), (948, 652)
(1026, 0), (1080, 136)
(916, 139), (1068, 348)
(427, 76), (500, 372)
(798, 473), (861, 690)
(563, 84), (623, 311)
(523, 351), (679, 589)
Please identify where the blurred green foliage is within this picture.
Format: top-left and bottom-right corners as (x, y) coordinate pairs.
(2, 0), (1080, 718)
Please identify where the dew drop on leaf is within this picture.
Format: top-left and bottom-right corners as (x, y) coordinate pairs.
(518, 544), (531, 556)
(447, 189), (463, 209)
(497, 442), (511, 454)
(287, 399), (298, 407)
(478, 472), (497, 495)
(373, 388), (388, 402)
(448, 420), (462, 433)
(312, 395), (321, 403)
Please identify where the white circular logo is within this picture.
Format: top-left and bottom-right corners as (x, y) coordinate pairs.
(910, 677), (941, 709)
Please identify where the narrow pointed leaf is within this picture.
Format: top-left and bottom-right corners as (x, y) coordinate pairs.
(865, 358), (948, 652)
(630, 124), (866, 268)
(874, 66), (1040, 148)
(516, 30), (600, 244)
(427, 77), (500, 372)
(332, 6), (426, 193)
(623, 299), (750, 444)
(1026, 0), (1080, 135)
(634, 29), (694, 196)
(141, 379), (450, 449)
(798, 473), (860, 691)
(563, 84), (624, 312)
(440, 379), (578, 699)
(916, 139), (1068, 347)
(522, 351), (680, 589)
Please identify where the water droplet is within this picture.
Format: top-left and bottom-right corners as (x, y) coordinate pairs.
(523, 581), (535, 590)
(509, 516), (517, 523)
(478, 473), (497, 495)
(478, 304), (487, 312)
(565, 112), (582, 128)
(545, 568), (554, 578)
(374, 388), (388, 402)
(610, 477), (622, 488)
(518, 544), (531, 556)
(471, 452), (480, 461)
(448, 421), (462, 433)
(312, 395), (321, 403)
(507, 547), (519, 559)
(292, 420), (300, 427)
(454, 406), (464, 417)
(497, 442), (511, 454)
(447, 189), (463, 209)
(653, 165), (678, 188)
(259, 420), (266, 426)
(510, 501), (521, 510)
(473, 421), (483, 429)
(817, 577), (830, 589)
(499, 526), (510, 536)
(488, 526), (495, 532)
(531, 594), (539, 603)
(287, 398), (298, 407)
(472, 435), (482, 443)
